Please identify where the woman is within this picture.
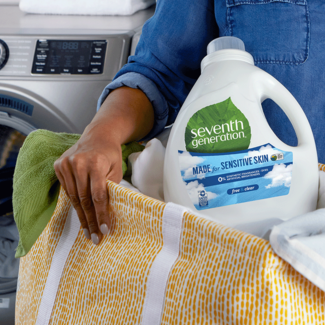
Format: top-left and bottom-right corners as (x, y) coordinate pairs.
(54, 0), (325, 244)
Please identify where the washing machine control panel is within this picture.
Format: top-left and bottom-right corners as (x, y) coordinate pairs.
(0, 40), (9, 70)
(32, 40), (107, 75)
(0, 36), (126, 79)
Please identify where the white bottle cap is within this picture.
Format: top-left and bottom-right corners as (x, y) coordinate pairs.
(207, 36), (245, 55)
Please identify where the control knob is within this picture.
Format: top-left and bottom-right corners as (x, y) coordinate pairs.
(0, 40), (9, 70)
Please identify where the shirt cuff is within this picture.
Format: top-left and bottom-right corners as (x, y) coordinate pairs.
(97, 72), (169, 140)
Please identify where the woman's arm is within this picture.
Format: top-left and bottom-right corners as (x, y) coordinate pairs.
(55, 0), (218, 245)
(54, 87), (154, 244)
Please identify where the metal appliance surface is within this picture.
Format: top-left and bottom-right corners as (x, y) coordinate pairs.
(0, 4), (154, 324)
(0, 4), (154, 134)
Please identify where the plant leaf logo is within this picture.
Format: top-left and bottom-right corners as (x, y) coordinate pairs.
(185, 97), (251, 153)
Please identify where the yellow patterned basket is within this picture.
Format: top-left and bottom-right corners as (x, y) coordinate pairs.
(16, 170), (325, 324)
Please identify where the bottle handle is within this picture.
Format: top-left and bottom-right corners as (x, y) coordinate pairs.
(257, 72), (315, 148)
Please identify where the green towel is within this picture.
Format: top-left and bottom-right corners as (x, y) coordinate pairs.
(13, 129), (144, 258)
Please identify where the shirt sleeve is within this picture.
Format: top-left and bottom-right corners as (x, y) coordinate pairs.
(97, 0), (219, 139)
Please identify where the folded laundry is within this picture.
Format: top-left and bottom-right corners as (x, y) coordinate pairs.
(13, 129), (144, 258)
(269, 167), (325, 292)
(126, 127), (170, 201)
(270, 208), (325, 292)
(19, 0), (155, 16)
(129, 138), (165, 202)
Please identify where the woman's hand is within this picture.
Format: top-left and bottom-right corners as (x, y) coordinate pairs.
(54, 87), (154, 245)
(54, 132), (123, 245)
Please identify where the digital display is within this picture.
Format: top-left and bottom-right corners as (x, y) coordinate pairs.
(48, 41), (91, 69)
(60, 42), (79, 50)
(32, 40), (107, 75)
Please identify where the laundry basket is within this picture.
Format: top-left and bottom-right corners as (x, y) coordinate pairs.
(15, 175), (325, 324)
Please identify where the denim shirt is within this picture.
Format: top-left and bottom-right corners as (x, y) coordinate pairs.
(98, 0), (325, 163)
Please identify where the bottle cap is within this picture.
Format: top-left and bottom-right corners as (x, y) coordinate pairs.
(207, 36), (245, 55)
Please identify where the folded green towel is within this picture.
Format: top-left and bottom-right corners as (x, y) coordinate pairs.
(13, 129), (144, 258)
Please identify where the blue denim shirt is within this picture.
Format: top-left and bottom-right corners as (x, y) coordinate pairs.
(98, 0), (325, 163)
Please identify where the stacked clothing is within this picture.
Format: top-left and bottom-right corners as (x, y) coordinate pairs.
(19, 0), (155, 16)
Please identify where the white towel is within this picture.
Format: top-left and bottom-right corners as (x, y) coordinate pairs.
(270, 208), (325, 292)
(19, 0), (155, 16)
(233, 169), (325, 239)
(128, 138), (165, 201)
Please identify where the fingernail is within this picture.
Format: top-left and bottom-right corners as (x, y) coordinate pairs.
(100, 223), (109, 235)
(91, 233), (99, 245)
(83, 228), (90, 240)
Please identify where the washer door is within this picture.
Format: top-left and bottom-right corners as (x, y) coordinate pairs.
(0, 71), (82, 325)
(0, 84), (77, 216)
(0, 85), (77, 133)
(0, 126), (21, 325)
(0, 123), (30, 325)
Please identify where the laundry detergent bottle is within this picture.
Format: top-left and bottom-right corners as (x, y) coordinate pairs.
(163, 37), (319, 227)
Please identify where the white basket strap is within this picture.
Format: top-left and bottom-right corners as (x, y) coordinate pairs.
(141, 202), (186, 325)
(35, 206), (80, 325)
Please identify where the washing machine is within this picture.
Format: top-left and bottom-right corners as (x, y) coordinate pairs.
(0, 2), (154, 324)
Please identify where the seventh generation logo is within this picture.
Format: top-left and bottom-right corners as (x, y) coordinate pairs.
(185, 97), (251, 154)
(190, 119), (245, 149)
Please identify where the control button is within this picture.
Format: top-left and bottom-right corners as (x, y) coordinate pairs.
(48, 68), (59, 74)
(0, 39), (10, 70)
(93, 47), (104, 54)
(36, 40), (49, 52)
(36, 53), (47, 60)
(91, 54), (102, 60)
(90, 61), (102, 66)
(75, 68), (87, 74)
(35, 62), (46, 66)
(92, 41), (106, 47)
(36, 46), (49, 51)
(36, 47), (49, 52)
(61, 68), (71, 74)
(35, 67), (44, 73)
(90, 67), (102, 74)
(35, 50), (48, 58)
(38, 40), (49, 48)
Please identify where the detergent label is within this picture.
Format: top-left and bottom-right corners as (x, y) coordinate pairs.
(178, 144), (293, 210)
(185, 97), (251, 153)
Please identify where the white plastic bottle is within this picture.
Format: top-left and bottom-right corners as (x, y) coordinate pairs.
(163, 37), (319, 227)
